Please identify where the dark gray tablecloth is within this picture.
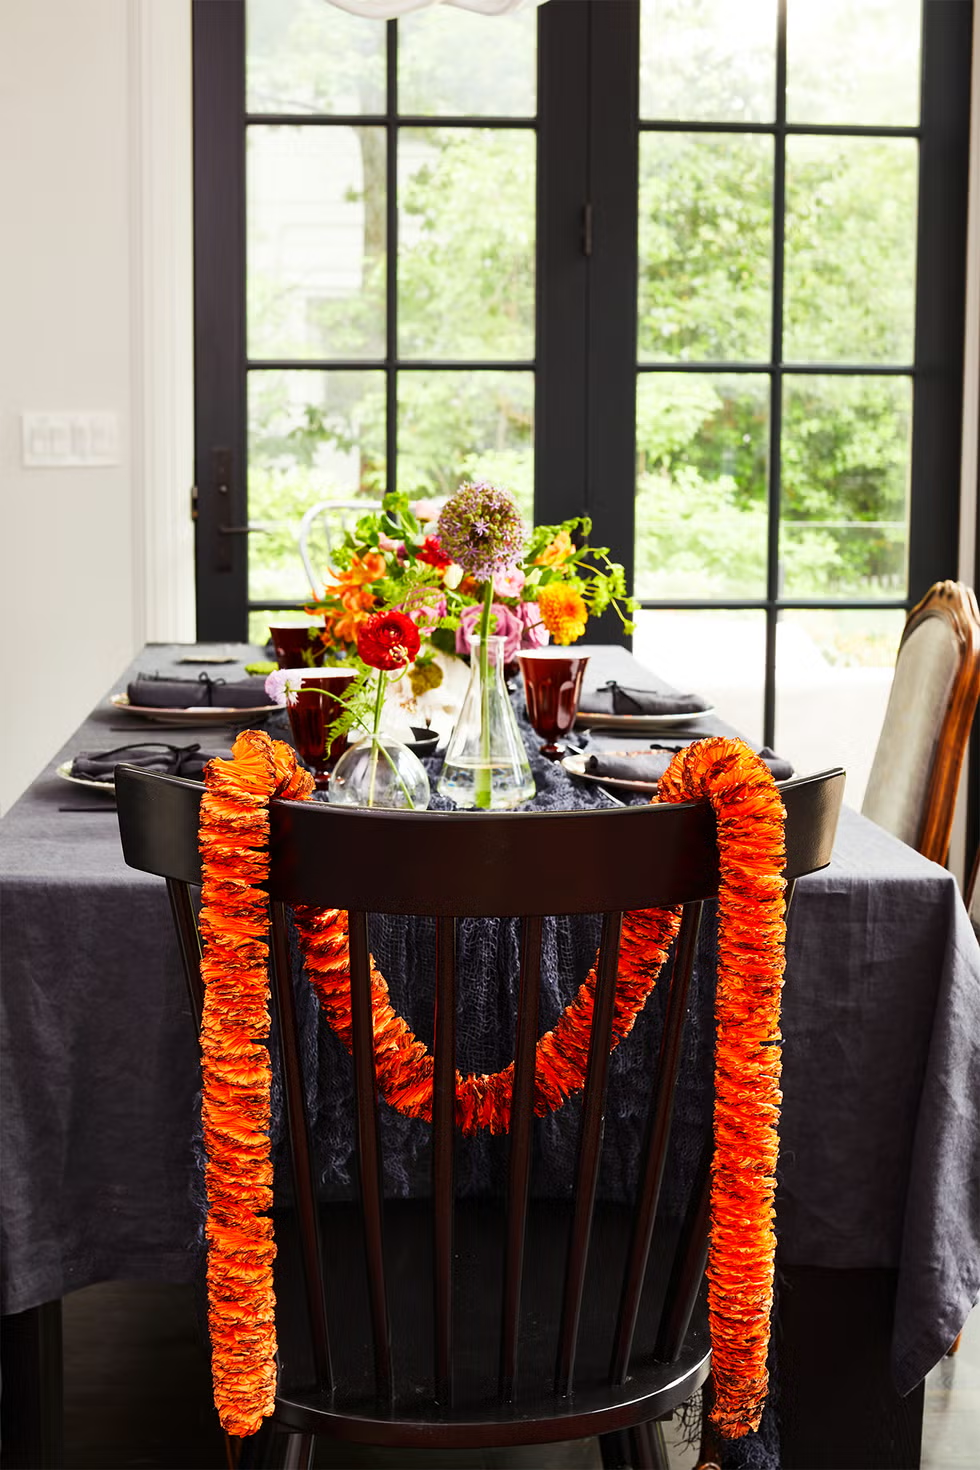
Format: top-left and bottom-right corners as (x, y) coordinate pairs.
(1, 644), (978, 1401)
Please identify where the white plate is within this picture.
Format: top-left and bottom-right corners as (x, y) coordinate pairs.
(575, 706), (715, 732)
(110, 692), (272, 724)
(56, 761), (118, 794)
(561, 753), (660, 794)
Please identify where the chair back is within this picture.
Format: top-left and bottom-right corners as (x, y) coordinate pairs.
(297, 499), (382, 595)
(116, 766), (844, 1442)
(862, 580), (980, 864)
(967, 850), (980, 941)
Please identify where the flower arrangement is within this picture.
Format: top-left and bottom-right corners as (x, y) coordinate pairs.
(306, 486), (636, 674)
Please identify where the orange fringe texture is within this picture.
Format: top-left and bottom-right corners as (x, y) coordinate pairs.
(196, 729), (786, 1441)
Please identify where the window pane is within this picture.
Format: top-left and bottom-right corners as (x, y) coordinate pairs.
(247, 369), (386, 604)
(787, 0), (921, 127)
(398, 129), (535, 361)
(775, 608), (905, 806)
(635, 374), (769, 599)
(398, 4), (536, 118)
(633, 609), (766, 744)
(248, 126), (386, 361)
(246, 0), (386, 115)
(397, 370), (534, 521)
(780, 375), (911, 600)
(640, 0), (777, 123)
(638, 134), (773, 362)
(784, 137), (917, 365)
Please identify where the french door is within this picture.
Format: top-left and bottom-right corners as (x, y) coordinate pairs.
(194, 0), (972, 777)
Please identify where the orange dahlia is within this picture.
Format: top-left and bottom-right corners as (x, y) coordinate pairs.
(536, 582), (588, 644)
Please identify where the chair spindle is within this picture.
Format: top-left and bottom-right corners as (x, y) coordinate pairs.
(268, 903), (333, 1393)
(499, 914), (544, 1402)
(165, 878), (204, 1026)
(348, 909), (393, 1401)
(555, 910), (625, 1397)
(432, 916), (457, 1407)
(654, 1141), (710, 1364)
(611, 901), (703, 1383)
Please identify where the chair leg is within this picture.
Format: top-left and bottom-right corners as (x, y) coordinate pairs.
(237, 1425), (315, 1470)
(598, 1420), (670, 1470)
(281, 1432), (316, 1469)
(599, 1429), (631, 1468)
(694, 1372), (723, 1469)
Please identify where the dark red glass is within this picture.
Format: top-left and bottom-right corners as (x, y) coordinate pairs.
(269, 624), (326, 670)
(518, 650), (590, 759)
(285, 671), (355, 787)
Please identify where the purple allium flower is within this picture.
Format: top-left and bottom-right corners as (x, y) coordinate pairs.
(455, 602), (524, 664)
(436, 481), (526, 582)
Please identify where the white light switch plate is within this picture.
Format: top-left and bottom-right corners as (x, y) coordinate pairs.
(21, 412), (120, 467)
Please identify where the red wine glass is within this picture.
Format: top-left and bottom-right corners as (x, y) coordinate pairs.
(518, 649), (590, 759)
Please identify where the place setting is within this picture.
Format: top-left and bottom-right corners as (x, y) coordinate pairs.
(56, 741), (231, 811)
(109, 670), (277, 727)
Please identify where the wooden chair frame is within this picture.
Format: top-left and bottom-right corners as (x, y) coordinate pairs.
(116, 767), (845, 1470)
(897, 580), (980, 864)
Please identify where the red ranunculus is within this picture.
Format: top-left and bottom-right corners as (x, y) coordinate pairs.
(416, 535), (452, 569)
(356, 609), (422, 671)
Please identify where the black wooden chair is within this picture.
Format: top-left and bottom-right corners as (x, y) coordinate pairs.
(116, 765), (844, 1470)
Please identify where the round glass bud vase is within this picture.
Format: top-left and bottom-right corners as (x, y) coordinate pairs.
(327, 735), (431, 810)
(438, 634), (536, 810)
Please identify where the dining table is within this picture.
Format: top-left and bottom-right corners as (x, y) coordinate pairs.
(2, 641), (979, 1470)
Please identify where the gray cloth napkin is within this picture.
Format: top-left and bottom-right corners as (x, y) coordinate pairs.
(578, 679), (711, 717)
(584, 745), (794, 785)
(126, 672), (272, 709)
(70, 743), (225, 783)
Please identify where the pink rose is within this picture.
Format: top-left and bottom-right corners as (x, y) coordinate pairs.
(455, 602), (523, 664)
(493, 563), (525, 598)
(517, 598), (550, 648)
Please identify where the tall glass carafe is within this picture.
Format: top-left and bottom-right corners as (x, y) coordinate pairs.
(438, 635), (535, 809)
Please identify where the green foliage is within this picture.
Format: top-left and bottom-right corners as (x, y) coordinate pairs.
(245, 0), (916, 612)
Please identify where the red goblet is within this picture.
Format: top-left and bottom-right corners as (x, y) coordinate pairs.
(268, 624), (326, 670)
(518, 649), (590, 759)
(285, 669), (355, 787)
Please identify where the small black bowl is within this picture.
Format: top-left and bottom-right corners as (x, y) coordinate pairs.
(407, 725), (440, 758)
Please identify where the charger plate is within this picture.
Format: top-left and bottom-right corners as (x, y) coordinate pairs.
(574, 707), (715, 732)
(110, 693), (272, 725)
(562, 752), (660, 794)
(56, 761), (117, 794)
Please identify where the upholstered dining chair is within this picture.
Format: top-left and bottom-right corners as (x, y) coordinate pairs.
(115, 764), (844, 1470)
(862, 581), (980, 865)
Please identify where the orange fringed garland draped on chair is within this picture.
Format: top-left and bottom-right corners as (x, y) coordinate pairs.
(196, 729), (786, 1441)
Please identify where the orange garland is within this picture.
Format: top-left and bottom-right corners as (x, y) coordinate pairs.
(196, 729), (786, 1441)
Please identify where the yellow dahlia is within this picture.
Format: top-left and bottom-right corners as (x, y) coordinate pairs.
(536, 582), (588, 644)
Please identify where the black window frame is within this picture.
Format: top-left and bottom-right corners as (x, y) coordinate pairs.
(193, 0), (973, 752)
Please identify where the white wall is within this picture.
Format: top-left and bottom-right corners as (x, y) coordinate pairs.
(0, 0), (194, 815)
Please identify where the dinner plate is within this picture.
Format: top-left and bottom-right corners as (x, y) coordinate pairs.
(574, 706), (715, 732)
(56, 761), (117, 794)
(110, 693), (272, 724)
(561, 753), (659, 794)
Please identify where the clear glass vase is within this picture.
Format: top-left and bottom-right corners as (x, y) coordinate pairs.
(438, 635), (536, 810)
(327, 734), (431, 810)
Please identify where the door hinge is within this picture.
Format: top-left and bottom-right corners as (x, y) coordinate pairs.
(190, 484), (199, 521)
(582, 201), (593, 257)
